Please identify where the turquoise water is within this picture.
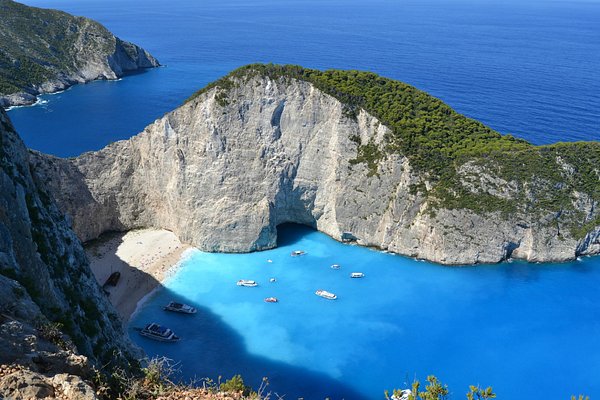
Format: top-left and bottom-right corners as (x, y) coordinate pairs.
(130, 225), (600, 399)
(8, 0), (600, 157)
(7, 1), (599, 397)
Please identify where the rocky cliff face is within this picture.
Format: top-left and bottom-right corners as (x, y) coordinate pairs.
(0, 108), (139, 397)
(32, 72), (600, 265)
(0, 0), (159, 108)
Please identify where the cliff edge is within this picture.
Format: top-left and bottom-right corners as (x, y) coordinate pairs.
(0, 0), (159, 108)
(33, 65), (600, 265)
(0, 108), (139, 398)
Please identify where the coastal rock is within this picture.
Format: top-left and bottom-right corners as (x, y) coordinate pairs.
(0, 108), (139, 374)
(0, 370), (55, 399)
(31, 71), (600, 265)
(0, 369), (98, 400)
(0, 0), (159, 108)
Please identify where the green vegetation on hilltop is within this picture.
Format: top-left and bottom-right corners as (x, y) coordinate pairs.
(0, 0), (114, 95)
(187, 63), (532, 173)
(187, 64), (600, 236)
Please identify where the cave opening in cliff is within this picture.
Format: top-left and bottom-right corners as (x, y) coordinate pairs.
(275, 223), (317, 248)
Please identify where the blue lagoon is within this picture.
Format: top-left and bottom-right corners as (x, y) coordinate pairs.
(130, 225), (600, 399)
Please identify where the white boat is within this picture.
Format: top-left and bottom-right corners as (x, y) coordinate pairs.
(163, 301), (197, 314)
(269, 277), (277, 283)
(330, 264), (341, 269)
(350, 272), (365, 278)
(138, 323), (179, 342)
(237, 279), (258, 287)
(264, 297), (278, 303)
(391, 389), (412, 400)
(315, 289), (337, 300)
(290, 250), (306, 256)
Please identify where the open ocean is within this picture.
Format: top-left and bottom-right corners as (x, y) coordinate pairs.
(8, 0), (600, 157)
(8, 0), (600, 398)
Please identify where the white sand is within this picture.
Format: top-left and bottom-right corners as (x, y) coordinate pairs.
(86, 229), (191, 321)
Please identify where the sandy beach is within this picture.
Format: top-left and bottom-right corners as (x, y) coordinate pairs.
(85, 229), (191, 321)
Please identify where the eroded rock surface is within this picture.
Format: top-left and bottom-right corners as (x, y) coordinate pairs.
(0, 108), (139, 399)
(31, 73), (600, 265)
(0, 0), (159, 108)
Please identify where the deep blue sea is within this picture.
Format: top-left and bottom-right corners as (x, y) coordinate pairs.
(7, 0), (600, 398)
(8, 0), (600, 157)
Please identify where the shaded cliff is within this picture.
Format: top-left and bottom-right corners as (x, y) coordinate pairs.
(0, 108), (139, 397)
(33, 65), (600, 265)
(0, 0), (159, 108)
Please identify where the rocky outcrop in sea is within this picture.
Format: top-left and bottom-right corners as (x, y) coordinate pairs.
(0, 0), (159, 109)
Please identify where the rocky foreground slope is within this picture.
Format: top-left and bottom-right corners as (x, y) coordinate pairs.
(32, 65), (600, 265)
(0, 0), (159, 108)
(0, 108), (139, 398)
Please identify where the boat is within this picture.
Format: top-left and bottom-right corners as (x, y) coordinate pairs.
(163, 301), (197, 314)
(350, 272), (365, 278)
(315, 289), (337, 300)
(264, 297), (278, 303)
(103, 271), (120, 287)
(237, 279), (258, 287)
(330, 264), (341, 270)
(391, 389), (412, 400)
(138, 323), (179, 342)
(269, 278), (277, 283)
(290, 250), (306, 256)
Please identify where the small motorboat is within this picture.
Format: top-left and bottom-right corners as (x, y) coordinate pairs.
(237, 279), (258, 287)
(264, 297), (278, 303)
(269, 278), (277, 283)
(290, 250), (306, 257)
(163, 301), (197, 314)
(330, 264), (341, 270)
(315, 289), (337, 300)
(391, 389), (412, 400)
(137, 323), (179, 342)
(350, 272), (365, 278)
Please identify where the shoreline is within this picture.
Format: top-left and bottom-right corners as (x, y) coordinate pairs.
(128, 247), (195, 322)
(85, 228), (191, 321)
(1, 66), (158, 111)
(4, 97), (49, 112)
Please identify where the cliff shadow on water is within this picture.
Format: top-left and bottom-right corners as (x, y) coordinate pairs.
(88, 228), (367, 399)
(131, 289), (370, 400)
(129, 270), (368, 397)
(129, 288), (366, 400)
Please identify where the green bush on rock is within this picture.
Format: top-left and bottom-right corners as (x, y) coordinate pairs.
(186, 64), (600, 237)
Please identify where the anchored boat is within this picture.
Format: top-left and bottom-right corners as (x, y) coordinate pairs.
(290, 250), (306, 256)
(103, 271), (120, 287)
(391, 389), (412, 400)
(237, 279), (258, 287)
(330, 264), (341, 270)
(138, 323), (179, 342)
(350, 272), (365, 278)
(163, 301), (197, 314)
(315, 289), (337, 300)
(264, 297), (278, 303)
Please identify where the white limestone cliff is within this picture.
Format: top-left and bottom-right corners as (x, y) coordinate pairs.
(31, 75), (600, 265)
